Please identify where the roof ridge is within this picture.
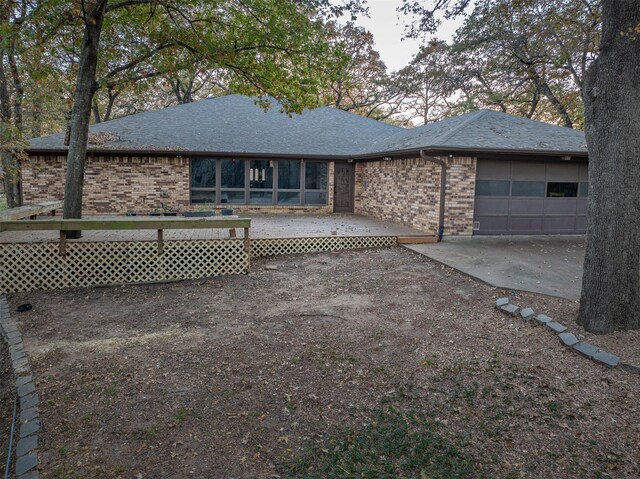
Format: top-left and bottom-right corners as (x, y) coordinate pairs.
(431, 109), (490, 146)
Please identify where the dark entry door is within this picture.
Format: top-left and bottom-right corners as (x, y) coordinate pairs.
(334, 162), (355, 212)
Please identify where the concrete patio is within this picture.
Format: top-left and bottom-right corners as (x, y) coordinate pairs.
(406, 235), (585, 301)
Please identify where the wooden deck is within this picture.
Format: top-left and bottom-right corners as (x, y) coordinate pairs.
(0, 214), (434, 243)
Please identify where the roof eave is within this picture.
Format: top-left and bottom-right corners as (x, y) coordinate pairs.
(25, 147), (351, 161)
(352, 145), (589, 160)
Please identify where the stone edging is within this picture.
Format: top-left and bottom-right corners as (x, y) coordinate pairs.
(0, 296), (40, 479)
(496, 297), (640, 374)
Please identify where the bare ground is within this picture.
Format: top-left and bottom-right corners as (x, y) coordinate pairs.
(7, 247), (640, 478)
(0, 332), (16, 477)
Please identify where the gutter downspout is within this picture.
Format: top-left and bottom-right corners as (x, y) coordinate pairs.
(420, 149), (447, 242)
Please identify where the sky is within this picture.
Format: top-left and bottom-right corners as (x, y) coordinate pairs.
(352, 0), (465, 72)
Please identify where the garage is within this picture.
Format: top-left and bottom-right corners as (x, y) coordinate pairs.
(473, 159), (588, 235)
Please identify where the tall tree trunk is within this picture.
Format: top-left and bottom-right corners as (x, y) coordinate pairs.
(578, 0), (640, 332)
(63, 1), (107, 237)
(7, 53), (23, 206)
(0, 53), (19, 208)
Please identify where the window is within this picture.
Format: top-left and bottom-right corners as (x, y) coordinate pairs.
(475, 180), (510, 196)
(547, 182), (578, 198)
(579, 182), (589, 197)
(190, 158), (216, 204)
(304, 161), (328, 205)
(511, 181), (545, 197)
(221, 159), (245, 204)
(189, 158), (329, 206)
(277, 160), (301, 205)
(249, 159), (274, 205)
(278, 160), (301, 189)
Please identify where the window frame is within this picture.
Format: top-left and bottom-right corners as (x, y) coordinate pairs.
(189, 157), (329, 207)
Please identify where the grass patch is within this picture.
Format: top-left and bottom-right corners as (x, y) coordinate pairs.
(282, 406), (477, 479)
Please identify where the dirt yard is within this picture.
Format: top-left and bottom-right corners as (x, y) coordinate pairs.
(7, 247), (640, 478)
(0, 332), (16, 476)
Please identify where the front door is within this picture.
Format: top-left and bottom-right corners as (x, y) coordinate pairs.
(334, 162), (355, 212)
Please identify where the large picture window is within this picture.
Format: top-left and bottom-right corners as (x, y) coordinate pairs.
(249, 159), (274, 205)
(189, 158), (329, 206)
(304, 161), (329, 205)
(190, 158), (216, 204)
(277, 160), (301, 205)
(221, 159), (245, 204)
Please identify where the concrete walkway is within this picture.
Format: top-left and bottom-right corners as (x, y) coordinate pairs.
(406, 235), (585, 300)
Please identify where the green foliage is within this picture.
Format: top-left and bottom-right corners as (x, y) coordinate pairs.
(282, 406), (476, 479)
(322, 21), (404, 120)
(393, 0), (600, 128)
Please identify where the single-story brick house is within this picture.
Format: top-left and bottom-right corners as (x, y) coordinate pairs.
(24, 94), (588, 236)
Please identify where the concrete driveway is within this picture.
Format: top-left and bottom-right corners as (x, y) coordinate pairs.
(405, 235), (585, 300)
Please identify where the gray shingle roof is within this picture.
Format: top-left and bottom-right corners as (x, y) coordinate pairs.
(27, 94), (402, 157)
(359, 109), (587, 156)
(27, 97), (587, 158)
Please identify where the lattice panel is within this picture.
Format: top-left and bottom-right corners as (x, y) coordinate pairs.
(251, 236), (396, 258)
(0, 240), (248, 294)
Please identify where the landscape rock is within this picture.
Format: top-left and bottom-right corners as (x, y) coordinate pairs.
(534, 314), (552, 325)
(15, 453), (37, 475)
(559, 332), (579, 347)
(17, 471), (39, 479)
(20, 394), (38, 411)
(573, 341), (598, 359)
(16, 375), (33, 388)
(11, 348), (26, 361)
(18, 382), (35, 398)
(545, 321), (567, 333)
(495, 297), (509, 308)
(500, 304), (520, 316)
(593, 350), (620, 368)
(20, 420), (40, 438)
(16, 435), (38, 456)
(20, 407), (38, 423)
(520, 307), (535, 320)
(620, 363), (640, 375)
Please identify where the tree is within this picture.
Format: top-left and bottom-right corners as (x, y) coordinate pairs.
(323, 22), (406, 121)
(449, 0), (599, 128)
(395, 39), (453, 124)
(400, 0), (639, 332)
(578, 0), (640, 332)
(55, 0), (362, 235)
(399, 0), (600, 128)
(1, 0), (79, 207)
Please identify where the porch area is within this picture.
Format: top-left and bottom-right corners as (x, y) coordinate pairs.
(0, 213), (432, 243)
(0, 214), (433, 294)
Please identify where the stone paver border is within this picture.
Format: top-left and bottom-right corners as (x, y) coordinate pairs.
(0, 296), (40, 478)
(495, 297), (639, 373)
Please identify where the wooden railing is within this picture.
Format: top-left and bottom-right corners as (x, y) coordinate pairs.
(0, 200), (63, 221)
(0, 217), (251, 257)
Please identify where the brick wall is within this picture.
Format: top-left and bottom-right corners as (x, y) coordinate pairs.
(22, 155), (334, 215)
(354, 156), (477, 236)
